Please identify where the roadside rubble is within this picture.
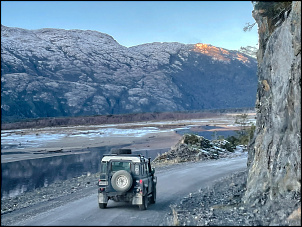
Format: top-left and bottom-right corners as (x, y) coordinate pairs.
(164, 170), (301, 226)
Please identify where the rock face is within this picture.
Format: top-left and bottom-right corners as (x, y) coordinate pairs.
(1, 25), (257, 122)
(244, 2), (301, 204)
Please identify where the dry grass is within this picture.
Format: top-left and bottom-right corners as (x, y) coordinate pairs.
(170, 205), (180, 226)
(287, 205), (301, 226)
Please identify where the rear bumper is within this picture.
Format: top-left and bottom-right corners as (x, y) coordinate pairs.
(98, 188), (143, 204)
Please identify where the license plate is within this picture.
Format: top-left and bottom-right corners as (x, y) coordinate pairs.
(99, 181), (108, 186)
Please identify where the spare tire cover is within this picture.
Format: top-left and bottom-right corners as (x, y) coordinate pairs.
(111, 170), (133, 192)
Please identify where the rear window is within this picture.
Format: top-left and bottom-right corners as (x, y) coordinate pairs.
(111, 161), (131, 172)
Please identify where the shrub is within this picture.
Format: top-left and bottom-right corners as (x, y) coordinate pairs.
(253, 1), (292, 19)
(183, 134), (199, 145)
(253, 1), (292, 33)
(226, 123), (256, 147)
(221, 141), (236, 152)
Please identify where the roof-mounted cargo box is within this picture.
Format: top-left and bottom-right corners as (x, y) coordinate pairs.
(110, 148), (132, 155)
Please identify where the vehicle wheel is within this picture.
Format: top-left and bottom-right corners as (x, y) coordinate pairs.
(111, 170), (133, 192)
(150, 187), (156, 204)
(99, 203), (107, 209)
(139, 194), (148, 210)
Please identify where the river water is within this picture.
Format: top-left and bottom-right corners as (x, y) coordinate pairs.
(176, 125), (237, 139)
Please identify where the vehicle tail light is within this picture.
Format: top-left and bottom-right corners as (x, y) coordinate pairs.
(139, 179), (143, 184)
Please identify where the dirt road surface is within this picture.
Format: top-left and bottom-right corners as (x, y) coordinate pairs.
(3, 155), (247, 226)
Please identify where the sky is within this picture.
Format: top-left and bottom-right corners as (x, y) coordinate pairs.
(1, 1), (258, 51)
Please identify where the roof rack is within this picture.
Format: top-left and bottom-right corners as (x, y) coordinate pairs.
(101, 153), (148, 163)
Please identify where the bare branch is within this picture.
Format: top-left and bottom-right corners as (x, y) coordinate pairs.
(243, 22), (257, 32)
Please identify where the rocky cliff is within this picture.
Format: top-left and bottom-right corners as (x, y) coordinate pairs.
(244, 1), (301, 207)
(1, 25), (257, 122)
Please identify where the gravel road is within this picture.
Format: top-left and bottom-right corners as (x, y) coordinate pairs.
(1, 154), (247, 226)
(1, 152), (300, 226)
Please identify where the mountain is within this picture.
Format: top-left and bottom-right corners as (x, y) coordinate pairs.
(1, 25), (257, 122)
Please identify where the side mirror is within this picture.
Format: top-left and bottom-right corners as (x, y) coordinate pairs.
(151, 168), (155, 174)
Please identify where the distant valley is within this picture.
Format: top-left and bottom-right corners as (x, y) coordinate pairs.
(1, 25), (257, 122)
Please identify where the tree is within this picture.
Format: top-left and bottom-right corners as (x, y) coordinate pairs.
(226, 113), (256, 146)
(235, 113), (249, 136)
(211, 130), (218, 140)
(238, 46), (258, 58)
(243, 22), (257, 32)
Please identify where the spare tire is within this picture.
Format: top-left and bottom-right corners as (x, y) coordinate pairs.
(111, 170), (133, 192)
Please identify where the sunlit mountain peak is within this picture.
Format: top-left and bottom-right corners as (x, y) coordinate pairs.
(192, 43), (250, 64)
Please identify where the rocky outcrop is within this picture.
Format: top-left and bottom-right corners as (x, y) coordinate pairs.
(244, 1), (301, 207)
(152, 134), (242, 164)
(1, 25), (257, 122)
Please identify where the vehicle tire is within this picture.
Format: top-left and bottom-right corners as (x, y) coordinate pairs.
(99, 203), (107, 209)
(139, 194), (148, 210)
(111, 170), (133, 192)
(150, 187), (156, 204)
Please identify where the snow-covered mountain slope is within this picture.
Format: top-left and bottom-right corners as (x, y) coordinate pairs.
(1, 25), (257, 122)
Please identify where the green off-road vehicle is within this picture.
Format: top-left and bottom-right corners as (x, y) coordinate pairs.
(97, 149), (157, 210)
